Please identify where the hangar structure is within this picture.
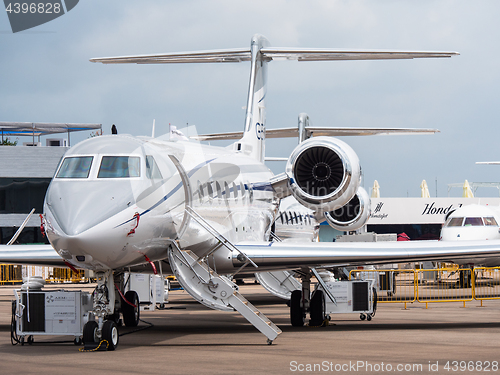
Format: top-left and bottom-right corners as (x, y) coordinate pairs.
(0, 122), (101, 245)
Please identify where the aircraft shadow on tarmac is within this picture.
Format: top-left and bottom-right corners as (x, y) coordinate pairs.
(2, 318), (500, 351)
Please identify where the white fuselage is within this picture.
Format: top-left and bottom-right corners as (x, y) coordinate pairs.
(43, 134), (278, 272)
(274, 196), (319, 242)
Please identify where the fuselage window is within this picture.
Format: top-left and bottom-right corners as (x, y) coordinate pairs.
(146, 155), (162, 179)
(464, 217), (483, 226)
(484, 217), (498, 226)
(98, 156), (140, 178)
(446, 217), (464, 227)
(56, 156), (93, 178)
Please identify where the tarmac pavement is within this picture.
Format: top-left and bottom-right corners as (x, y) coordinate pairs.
(0, 282), (499, 374)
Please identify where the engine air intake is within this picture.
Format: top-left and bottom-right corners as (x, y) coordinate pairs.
(328, 194), (360, 223)
(324, 187), (371, 231)
(285, 136), (361, 212)
(294, 147), (344, 197)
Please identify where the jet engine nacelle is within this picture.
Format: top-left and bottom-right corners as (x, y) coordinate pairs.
(324, 187), (371, 231)
(285, 136), (361, 212)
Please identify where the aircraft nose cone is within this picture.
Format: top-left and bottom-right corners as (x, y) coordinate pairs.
(46, 180), (135, 236)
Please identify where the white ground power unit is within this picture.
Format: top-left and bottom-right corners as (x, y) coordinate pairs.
(318, 279), (376, 321)
(124, 273), (169, 310)
(12, 289), (92, 345)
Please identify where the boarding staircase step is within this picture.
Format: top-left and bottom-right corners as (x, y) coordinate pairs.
(168, 242), (281, 342)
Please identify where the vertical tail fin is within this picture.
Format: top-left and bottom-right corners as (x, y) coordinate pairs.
(237, 34), (269, 162)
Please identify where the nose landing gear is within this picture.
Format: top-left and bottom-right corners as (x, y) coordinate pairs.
(82, 270), (134, 351)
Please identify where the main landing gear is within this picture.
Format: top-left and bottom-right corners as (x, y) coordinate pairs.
(82, 271), (140, 351)
(290, 271), (328, 327)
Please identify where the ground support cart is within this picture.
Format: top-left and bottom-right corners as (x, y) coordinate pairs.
(12, 288), (92, 345)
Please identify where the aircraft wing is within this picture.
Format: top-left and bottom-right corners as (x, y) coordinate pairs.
(0, 244), (65, 267)
(233, 240), (500, 271)
(4, 240), (500, 274)
(191, 127), (439, 141)
(476, 162), (500, 165)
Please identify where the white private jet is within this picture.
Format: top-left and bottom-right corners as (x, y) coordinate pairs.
(439, 160), (500, 264)
(438, 204), (500, 287)
(4, 34), (500, 350)
(441, 204), (500, 246)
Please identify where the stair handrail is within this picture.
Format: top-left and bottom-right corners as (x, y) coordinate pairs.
(185, 206), (258, 269)
(311, 268), (337, 306)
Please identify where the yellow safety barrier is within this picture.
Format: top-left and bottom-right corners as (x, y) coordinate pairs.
(349, 267), (500, 308)
(46, 267), (87, 283)
(0, 264), (88, 284)
(473, 267), (500, 306)
(349, 269), (417, 308)
(416, 268), (473, 308)
(0, 264), (23, 285)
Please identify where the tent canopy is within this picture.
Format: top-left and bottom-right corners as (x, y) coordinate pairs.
(0, 122), (102, 137)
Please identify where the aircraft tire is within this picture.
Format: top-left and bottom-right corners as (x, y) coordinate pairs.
(122, 290), (140, 327)
(102, 320), (119, 351)
(309, 289), (326, 325)
(290, 290), (305, 327)
(83, 320), (98, 344)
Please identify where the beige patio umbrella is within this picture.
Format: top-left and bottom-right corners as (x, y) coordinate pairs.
(420, 180), (430, 198)
(463, 179), (474, 198)
(371, 180), (380, 198)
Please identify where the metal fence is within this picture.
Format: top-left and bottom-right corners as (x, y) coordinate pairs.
(350, 267), (500, 307)
(0, 264), (22, 285)
(473, 267), (500, 306)
(0, 264), (87, 284)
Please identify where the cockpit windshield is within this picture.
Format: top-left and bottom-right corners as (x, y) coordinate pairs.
(484, 217), (498, 226)
(146, 155), (162, 179)
(98, 156), (140, 178)
(56, 157), (93, 178)
(445, 216), (499, 227)
(446, 217), (463, 227)
(464, 217), (483, 226)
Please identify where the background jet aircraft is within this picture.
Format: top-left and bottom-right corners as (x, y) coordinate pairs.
(3, 34), (500, 350)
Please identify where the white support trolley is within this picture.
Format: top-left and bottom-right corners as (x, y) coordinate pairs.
(12, 279), (92, 345)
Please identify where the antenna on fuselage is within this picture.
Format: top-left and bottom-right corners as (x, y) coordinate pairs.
(111, 124), (117, 135)
(152, 119), (156, 138)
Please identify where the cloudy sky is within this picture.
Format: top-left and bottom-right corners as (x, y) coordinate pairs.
(1, 1), (499, 198)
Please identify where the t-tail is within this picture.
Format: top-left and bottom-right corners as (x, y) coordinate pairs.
(238, 34), (269, 162)
(90, 34), (458, 162)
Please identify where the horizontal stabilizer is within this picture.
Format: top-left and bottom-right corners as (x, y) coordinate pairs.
(91, 48), (458, 64)
(264, 157), (288, 161)
(191, 127), (439, 141)
(261, 48), (458, 61)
